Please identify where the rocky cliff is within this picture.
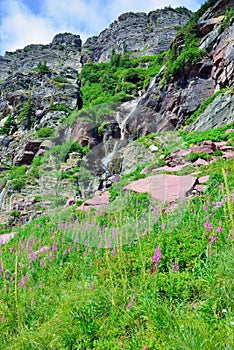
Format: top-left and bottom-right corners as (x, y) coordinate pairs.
(126, 0), (234, 136)
(0, 1), (233, 226)
(81, 7), (192, 63)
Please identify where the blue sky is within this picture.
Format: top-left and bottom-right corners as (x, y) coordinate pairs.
(0, 0), (204, 56)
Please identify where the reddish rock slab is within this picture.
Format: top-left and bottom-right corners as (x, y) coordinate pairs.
(152, 162), (191, 174)
(198, 175), (210, 183)
(194, 184), (207, 193)
(194, 158), (209, 167)
(213, 141), (227, 150)
(77, 191), (110, 212)
(0, 232), (16, 245)
(123, 174), (197, 203)
(220, 145), (233, 151)
(223, 151), (234, 159)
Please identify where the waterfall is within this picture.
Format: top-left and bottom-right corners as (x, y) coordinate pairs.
(0, 187), (6, 209)
(115, 99), (139, 140)
(101, 141), (119, 177)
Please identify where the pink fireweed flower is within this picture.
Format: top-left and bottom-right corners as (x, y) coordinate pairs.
(90, 283), (94, 291)
(112, 248), (117, 256)
(152, 245), (161, 265)
(68, 247), (72, 253)
(209, 235), (217, 244)
(18, 280), (25, 287)
(216, 226), (224, 233)
(63, 250), (67, 256)
(126, 297), (134, 309)
(0, 317), (5, 322)
(204, 205), (208, 211)
(172, 264), (179, 271)
(23, 274), (29, 281)
(161, 223), (166, 230)
(204, 222), (212, 231)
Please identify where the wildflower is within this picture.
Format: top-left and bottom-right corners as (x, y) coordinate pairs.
(90, 283), (94, 291)
(84, 251), (87, 257)
(62, 237), (65, 244)
(161, 223), (166, 230)
(204, 205), (208, 211)
(142, 346), (147, 350)
(126, 297), (134, 309)
(112, 227), (117, 239)
(18, 280), (25, 287)
(24, 274), (29, 281)
(209, 235), (217, 244)
(204, 221), (212, 231)
(89, 260), (93, 266)
(216, 226), (224, 233)
(0, 317), (4, 322)
(63, 250), (67, 256)
(152, 245), (161, 265)
(112, 248), (117, 256)
(172, 264), (179, 271)
(68, 247), (72, 253)
(98, 241), (102, 249)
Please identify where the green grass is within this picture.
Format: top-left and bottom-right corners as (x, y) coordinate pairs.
(0, 158), (233, 349)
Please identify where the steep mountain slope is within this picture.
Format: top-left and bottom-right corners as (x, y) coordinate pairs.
(81, 7), (191, 63)
(0, 1), (233, 226)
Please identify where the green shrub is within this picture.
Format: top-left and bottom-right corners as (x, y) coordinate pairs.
(18, 97), (36, 129)
(36, 127), (54, 138)
(0, 114), (16, 135)
(36, 60), (51, 74)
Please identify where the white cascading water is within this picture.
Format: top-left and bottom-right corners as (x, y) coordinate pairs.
(101, 75), (156, 175)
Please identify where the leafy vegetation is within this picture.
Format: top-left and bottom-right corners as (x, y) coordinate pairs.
(0, 158), (233, 349)
(18, 97), (36, 129)
(36, 126), (54, 139)
(79, 52), (163, 108)
(0, 114), (16, 135)
(180, 122), (234, 146)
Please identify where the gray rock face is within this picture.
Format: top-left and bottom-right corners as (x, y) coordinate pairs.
(0, 33), (82, 81)
(81, 7), (191, 63)
(128, 4), (234, 134)
(189, 90), (234, 131)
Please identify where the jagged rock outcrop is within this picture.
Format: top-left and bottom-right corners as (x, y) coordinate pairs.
(81, 7), (192, 63)
(0, 33), (82, 81)
(126, 2), (234, 135)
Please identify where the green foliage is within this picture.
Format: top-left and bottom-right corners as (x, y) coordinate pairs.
(51, 103), (71, 114)
(36, 127), (53, 138)
(18, 97), (36, 129)
(80, 52), (163, 108)
(53, 75), (68, 84)
(0, 114), (16, 135)
(219, 8), (234, 33)
(185, 151), (212, 162)
(36, 60), (51, 74)
(185, 88), (232, 125)
(180, 123), (234, 146)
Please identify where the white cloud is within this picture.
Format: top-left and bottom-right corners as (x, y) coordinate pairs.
(0, 0), (203, 55)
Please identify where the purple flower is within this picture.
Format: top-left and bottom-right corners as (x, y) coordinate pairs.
(0, 317), (4, 322)
(216, 226), (224, 233)
(24, 274), (29, 281)
(112, 248), (117, 256)
(126, 297), (134, 309)
(84, 251), (87, 257)
(68, 247), (72, 253)
(89, 260), (93, 266)
(90, 283), (94, 291)
(98, 241), (102, 249)
(112, 227), (117, 239)
(204, 205), (208, 211)
(18, 280), (25, 287)
(62, 237), (65, 244)
(209, 235), (217, 244)
(63, 250), (67, 256)
(161, 223), (166, 230)
(204, 222), (212, 231)
(172, 264), (179, 272)
(152, 245), (161, 265)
